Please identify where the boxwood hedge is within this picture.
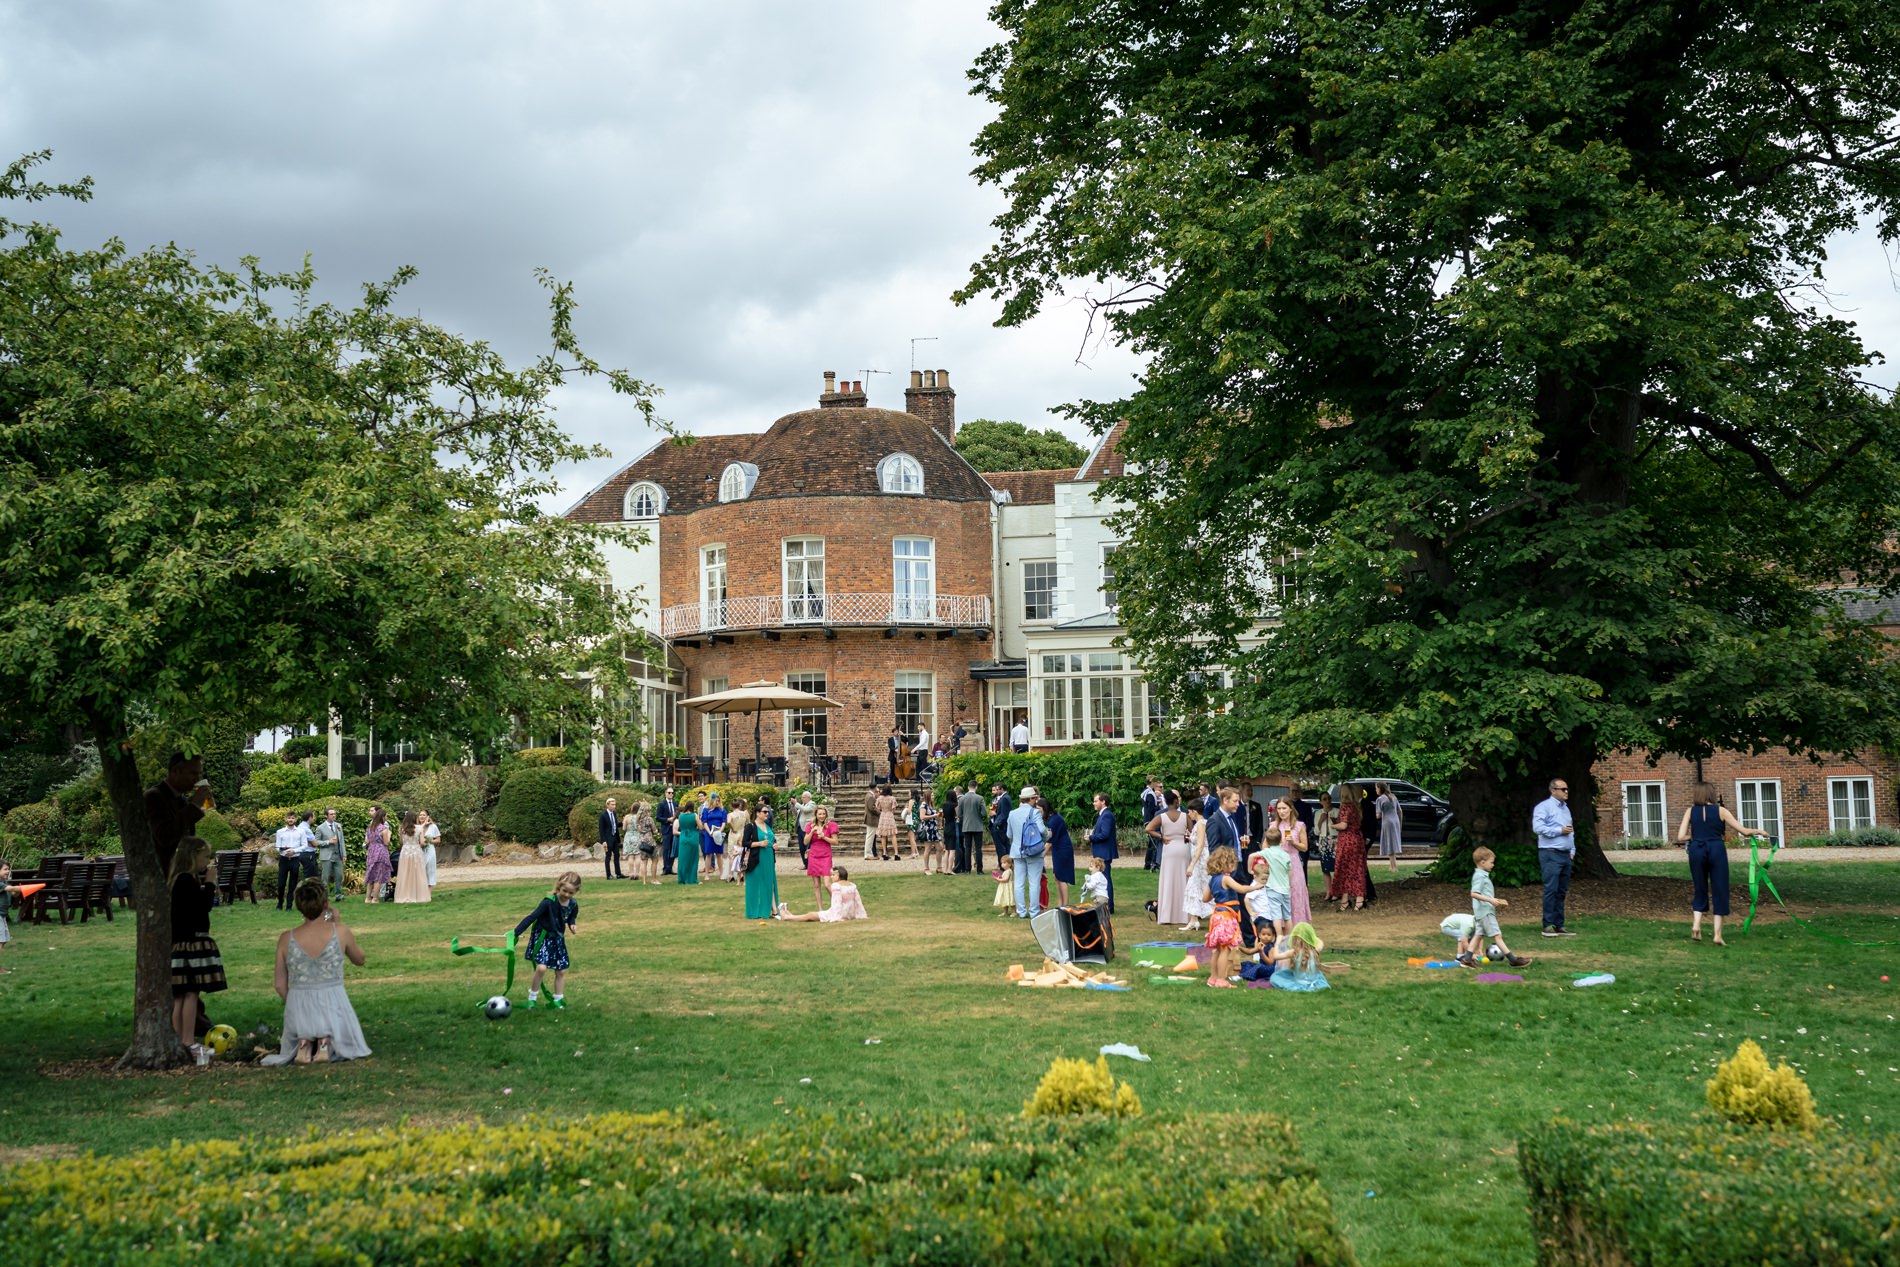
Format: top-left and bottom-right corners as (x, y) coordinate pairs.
(1521, 1120), (1900, 1265)
(493, 765), (601, 844)
(0, 1110), (1355, 1267)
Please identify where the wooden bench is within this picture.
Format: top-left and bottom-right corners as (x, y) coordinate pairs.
(31, 859), (88, 925)
(78, 858), (115, 922)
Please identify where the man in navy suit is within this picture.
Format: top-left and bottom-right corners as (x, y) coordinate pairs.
(656, 788), (679, 876)
(1086, 791), (1118, 913)
(1202, 786), (1256, 950)
(598, 796), (624, 880)
(989, 783), (1012, 867)
(1139, 775), (1165, 871)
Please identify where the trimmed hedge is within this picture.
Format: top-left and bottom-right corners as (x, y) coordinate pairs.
(936, 742), (1156, 839)
(1521, 1120), (1899, 1265)
(195, 809), (240, 852)
(493, 765), (600, 844)
(566, 784), (664, 846)
(1787, 826), (1900, 849)
(279, 734), (327, 762)
(238, 761), (322, 810)
(0, 748), (76, 816)
(0, 1110), (1354, 1267)
(340, 760), (426, 800)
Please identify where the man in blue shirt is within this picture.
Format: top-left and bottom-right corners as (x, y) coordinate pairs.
(1086, 792), (1118, 913)
(1532, 778), (1577, 937)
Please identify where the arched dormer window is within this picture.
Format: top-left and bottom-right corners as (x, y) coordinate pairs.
(624, 481), (664, 519)
(718, 462), (758, 503)
(878, 453), (924, 495)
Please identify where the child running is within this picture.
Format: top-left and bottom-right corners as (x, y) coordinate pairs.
(1460, 848), (1532, 968)
(514, 871), (581, 1009)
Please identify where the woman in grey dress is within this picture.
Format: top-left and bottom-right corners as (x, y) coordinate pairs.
(1374, 782), (1403, 874)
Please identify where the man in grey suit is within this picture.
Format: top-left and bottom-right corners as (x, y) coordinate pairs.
(956, 781), (988, 874)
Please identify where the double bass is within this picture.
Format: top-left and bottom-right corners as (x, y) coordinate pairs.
(896, 744), (916, 781)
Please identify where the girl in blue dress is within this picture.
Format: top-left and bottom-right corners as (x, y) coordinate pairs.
(514, 871), (581, 1009)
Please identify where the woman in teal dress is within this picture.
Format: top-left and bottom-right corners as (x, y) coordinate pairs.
(742, 802), (779, 919)
(677, 799), (702, 885)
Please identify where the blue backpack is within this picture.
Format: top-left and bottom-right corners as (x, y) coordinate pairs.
(1020, 811), (1046, 858)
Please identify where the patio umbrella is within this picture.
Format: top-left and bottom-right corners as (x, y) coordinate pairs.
(679, 679), (841, 771)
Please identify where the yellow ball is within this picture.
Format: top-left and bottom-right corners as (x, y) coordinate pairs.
(204, 1024), (238, 1055)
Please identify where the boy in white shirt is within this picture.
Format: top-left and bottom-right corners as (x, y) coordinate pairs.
(1460, 848), (1532, 968)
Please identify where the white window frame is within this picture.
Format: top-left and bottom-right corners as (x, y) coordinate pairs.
(702, 676), (729, 770)
(893, 536), (935, 622)
(699, 544), (727, 628)
(718, 462), (757, 503)
(1022, 559), (1058, 622)
(878, 453), (924, 495)
(783, 671), (828, 755)
(1621, 781), (1666, 840)
(623, 482), (664, 519)
(1827, 776), (1876, 832)
(1735, 779), (1784, 843)
(782, 537), (825, 624)
(894, 670), (935, 739)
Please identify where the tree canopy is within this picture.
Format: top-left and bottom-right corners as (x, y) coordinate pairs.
(0, 153), (660, 1064)
(961, 0), (1900, 872)
(953, 416), (1088, 472)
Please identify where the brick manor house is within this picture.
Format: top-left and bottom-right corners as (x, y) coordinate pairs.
(566, 370), (1900, 844)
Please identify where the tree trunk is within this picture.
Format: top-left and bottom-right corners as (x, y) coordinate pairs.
(1450, 737), (1617, 880)
(91, 712), (189, 1070)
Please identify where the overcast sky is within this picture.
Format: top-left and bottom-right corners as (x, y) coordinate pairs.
(5, 1), (1898, 510)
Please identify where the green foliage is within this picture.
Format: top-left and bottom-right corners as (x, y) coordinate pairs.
(259, 797), (378, 872)
(681, 782), (779, 812)
(0, 747), (76, 815)
(937, 743), (1158, 836)
(239, 751), (278, 776)
(952, 417), (1088, 473)
(339, 760), (426, 801)
(199, 719), (246, 809)
(385, 765), (491, 851)
(1519, 1121), (1885, 1265)
(1619, 836), (1668, 851)
(2, 800), (61, 854)
(567, 785), (662, 846)
(1426, 828), (1542, 889)
(1787, 827), (1900, 849)
(1023, 1055), (1142, 1118)
(278, 735), (327, 762)
(962, 1), (1900, 872)
(1706, 1040), (1821, 1131)
(238, 762), (320, 810)
(0, 1110), (1352, 1267)
(493, 766), (600, 844)
(194, 810), (239, 852)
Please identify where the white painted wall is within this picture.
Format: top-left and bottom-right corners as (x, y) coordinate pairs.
(599, 524), (662, 635)
(1051, 480), (1123, 623)
(994, 499), (1056, 660)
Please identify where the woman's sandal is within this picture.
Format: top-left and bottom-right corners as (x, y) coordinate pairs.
(294, 1038), (314, 1065)
(314, 1037), (332, 1063)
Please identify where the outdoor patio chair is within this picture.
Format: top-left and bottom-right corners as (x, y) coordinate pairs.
(213, 850), (242, 904)
(79, 858), (115, 922)
(231, 851), (260, 905)
(32, 859), (87, 925)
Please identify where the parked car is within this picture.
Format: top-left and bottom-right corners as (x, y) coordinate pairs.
(1311, 779), (1455, 847)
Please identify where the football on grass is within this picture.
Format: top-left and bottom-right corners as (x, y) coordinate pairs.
(482, 995), (512, 1020)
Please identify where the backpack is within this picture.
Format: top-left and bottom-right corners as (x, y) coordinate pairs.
(1020, 812), (1046, 858)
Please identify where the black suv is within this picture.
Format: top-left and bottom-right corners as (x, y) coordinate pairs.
(1307, 779), (1455, 847)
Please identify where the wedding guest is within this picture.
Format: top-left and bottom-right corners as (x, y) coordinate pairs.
(363, 807), (392, 904)
(393, 810), (430, 904)
(803, 805), (838, 906)
(168, 836), (224, 1049)
(1148, 790), (1191, 924)
(262, 878), (369, 1066)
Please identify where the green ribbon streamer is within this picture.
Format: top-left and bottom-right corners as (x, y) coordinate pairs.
(1742, 838), (1898, 946)
(450, 931), (518, 995)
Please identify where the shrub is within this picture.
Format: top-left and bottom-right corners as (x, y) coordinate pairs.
(239, 751), (279, 776)
(567, 785), (660, 846)
(1520, 1120), (1894, 1266)
(339, 760), (426, 800)
(388, 765), (491, 850)
(1785, 826), (1900, 849)
(0, 748), (76, 816)
(258, 797), (378, 872)
(2, 800), (63, 853)
(1425, 827), (1542, 888)
(279, 734), (327, 762)
(1024, 1056), (1142, 1118)
(239, 762), (320, 810)
(1618, 835), (1668, 850)
(195, 810), (240, 852)
(0, 1110), (1353, 1267)
(684, 781), (778, 812)
(1706, 1039), (1820, 1131)
(937, 743), (1159, 841)
(200, 719), (247, 808)
(493, 766), (600, 844)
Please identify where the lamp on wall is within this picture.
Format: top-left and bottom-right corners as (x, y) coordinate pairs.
(853, 684), (877, 711)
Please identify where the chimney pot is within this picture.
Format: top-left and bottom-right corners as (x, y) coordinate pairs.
(909, 370), (924, 389)
(936, 368), (950, 389)
(823, 371), (837, 394)
(924, 370), (937, 388)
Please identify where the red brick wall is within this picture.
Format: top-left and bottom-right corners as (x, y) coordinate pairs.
(1592, 747), (1900, 843)
(678, 631), (990, 768)
(659, 495), (993, 610)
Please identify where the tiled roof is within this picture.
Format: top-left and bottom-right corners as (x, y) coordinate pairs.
(564, 406), (994, 523)
(1835, 590), (1900, 625)
(981, 468), (1071, 504)
(1075, 417), (1129, 481)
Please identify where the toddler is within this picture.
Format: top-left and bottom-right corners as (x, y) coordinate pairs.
(1079, 856), (1110, 909)
(992, 857), (1014, 915)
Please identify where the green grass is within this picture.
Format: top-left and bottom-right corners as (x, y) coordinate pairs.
(4, 860), (1900, 1265)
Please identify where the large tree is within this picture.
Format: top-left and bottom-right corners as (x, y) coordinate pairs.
(961, 0), (1900, 874)
(953, 416), (1089, 471)
(0, 154), (658, 1066)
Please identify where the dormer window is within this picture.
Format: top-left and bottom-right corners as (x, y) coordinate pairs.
(624, 482), (664, 519)
(719, 462), (758, 503)
(878, 453), (924, 495)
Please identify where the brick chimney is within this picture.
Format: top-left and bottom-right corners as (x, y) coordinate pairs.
(905, 367), (955, 443)
(819, 370), (868, 408)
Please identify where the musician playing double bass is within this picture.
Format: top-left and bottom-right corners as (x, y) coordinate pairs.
(887, 726), (905, 784)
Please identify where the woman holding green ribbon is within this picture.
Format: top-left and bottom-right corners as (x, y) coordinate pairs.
(742, 801), (780, 920)
(677, 798), (702, 885)
(1675, 783), (1767, 946)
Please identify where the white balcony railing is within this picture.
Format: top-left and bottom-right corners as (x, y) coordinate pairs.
(661, 592), (991, 638)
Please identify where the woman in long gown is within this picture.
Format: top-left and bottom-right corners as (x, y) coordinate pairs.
(1333, 800), (1370, 910)
(1374, 782), (1404, 874)
(676, 799), (702, 884)
(363, 807), (392, 904)
(263, 878), (370, 1065)
(742, 802), (779, 919)
(1148, 791), (1190, 925)
(1180, 804), (1212, 932)
(724, 798), (750, 883)
(393, 810), (430, 904)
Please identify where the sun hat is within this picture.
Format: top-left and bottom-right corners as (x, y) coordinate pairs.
(1021, 786), (1038, 800)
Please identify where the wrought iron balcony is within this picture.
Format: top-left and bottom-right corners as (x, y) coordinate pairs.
(660, 592), (991, 639)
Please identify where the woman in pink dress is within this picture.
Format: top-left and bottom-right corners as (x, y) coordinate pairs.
(779, 866), (868, 922)
(362, 806), (392, 904)
(1332, 800), (1369, 911)
(1273, 797), (1312, 925)
(803, 805), (839, 907)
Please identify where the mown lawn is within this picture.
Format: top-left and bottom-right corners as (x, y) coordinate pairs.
(3, 858), (1898, 1265)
